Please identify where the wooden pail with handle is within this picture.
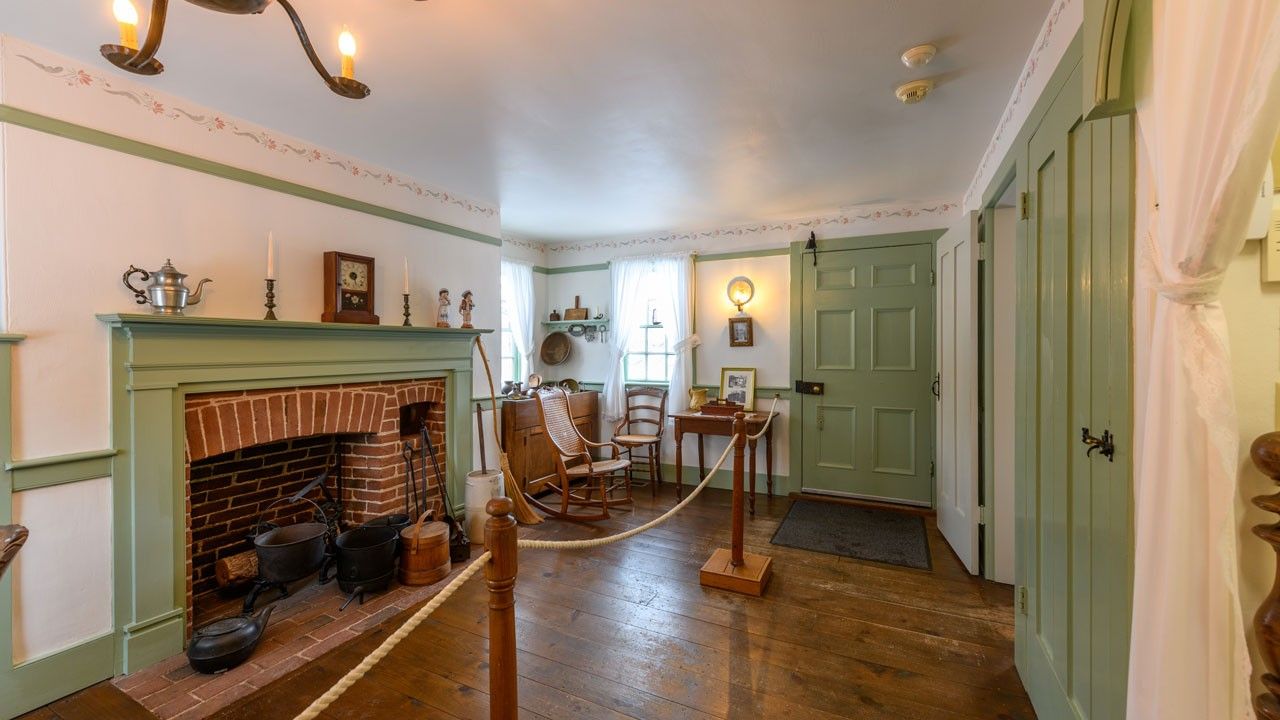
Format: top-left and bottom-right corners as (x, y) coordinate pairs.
(398, 511), (450, 586)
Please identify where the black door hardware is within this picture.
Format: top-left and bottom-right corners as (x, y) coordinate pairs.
(795, 380), (825, 395)
(931, 374), (941, 399)
(1081, 427), (1115, 462)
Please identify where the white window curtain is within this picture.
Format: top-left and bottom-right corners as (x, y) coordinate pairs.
(500, 259), (535, 379)
(603, 253), (699, 421)
(1129, 2), (1280, 719)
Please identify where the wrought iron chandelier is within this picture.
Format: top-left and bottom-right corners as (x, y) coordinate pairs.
(102, 0), (418, 99)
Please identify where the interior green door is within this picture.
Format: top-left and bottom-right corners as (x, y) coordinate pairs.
(1015, 61), (1132, 720)
(800, 242), (935, 505)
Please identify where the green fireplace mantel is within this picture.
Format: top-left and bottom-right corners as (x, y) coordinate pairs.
(99, 314), (490, 674)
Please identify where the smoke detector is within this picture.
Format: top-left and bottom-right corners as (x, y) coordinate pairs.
(901, 44), (937, 68)
(895, 79), (935, 104)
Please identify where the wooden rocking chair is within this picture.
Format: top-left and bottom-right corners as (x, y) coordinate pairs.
(532, 388), (631, 521)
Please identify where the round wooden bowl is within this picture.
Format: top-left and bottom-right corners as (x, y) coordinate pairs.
(540, 332), (572, 366)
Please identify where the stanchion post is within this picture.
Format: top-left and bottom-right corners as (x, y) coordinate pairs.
(485, 497), (518, 720)
(731, 412), (747, 567)
(699, 413), (773, 596)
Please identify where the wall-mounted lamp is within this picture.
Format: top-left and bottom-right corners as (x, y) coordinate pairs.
(726, 276), (755, 314)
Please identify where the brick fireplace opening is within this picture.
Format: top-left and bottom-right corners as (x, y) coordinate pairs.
(183, 379), (447, 625)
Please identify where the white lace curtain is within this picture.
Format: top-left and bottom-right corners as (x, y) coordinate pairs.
(499, 259), (535, 379)
(603, 253), (698, 421)
(1129, 2), (1280, 718)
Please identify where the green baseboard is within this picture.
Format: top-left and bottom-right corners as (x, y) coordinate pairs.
(0, 632), (114, 719)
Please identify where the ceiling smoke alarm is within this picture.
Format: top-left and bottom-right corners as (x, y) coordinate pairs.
(895, 79), (935, 104)
(900, 44), (937, 68)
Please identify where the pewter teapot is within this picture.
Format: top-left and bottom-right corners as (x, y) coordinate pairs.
(123, 259), (212, 315)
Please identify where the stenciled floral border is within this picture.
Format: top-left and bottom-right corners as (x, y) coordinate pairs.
(962, 0), (1073, 208)
(531, 202), (960, 254)
(14, 53), (498, 219)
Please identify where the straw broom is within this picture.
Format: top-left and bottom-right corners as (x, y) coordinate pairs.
(473, 336), (543, 525)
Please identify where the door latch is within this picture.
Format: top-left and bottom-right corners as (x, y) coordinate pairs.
(795, 380), (825, 395)
(1081, 427), (1115, 462)
(931, 374), (941, 400)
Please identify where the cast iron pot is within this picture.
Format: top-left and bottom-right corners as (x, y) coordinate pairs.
(359, 514), (411, 553)
(253, 497), (330, 584)
(320, 525), (399, 602)
(187, 605), (273, 674)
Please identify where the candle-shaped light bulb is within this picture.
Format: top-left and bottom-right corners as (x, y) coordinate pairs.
(338, 26), (357, 80)
(266, 231), (275, 280)
(403, 258), (410, 294)
(113, 0), (139, 51)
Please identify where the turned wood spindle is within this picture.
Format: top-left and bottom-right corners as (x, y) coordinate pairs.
(731, 412), (747, 567)
(1252, 432), (1280, 719)
(485, 497), (519, 720)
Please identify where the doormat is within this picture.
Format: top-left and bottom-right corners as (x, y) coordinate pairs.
(770, 499), (931, 570)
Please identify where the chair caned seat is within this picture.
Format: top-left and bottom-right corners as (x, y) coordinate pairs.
(615, 433), (660, 446)
(565, 458), (630, 476)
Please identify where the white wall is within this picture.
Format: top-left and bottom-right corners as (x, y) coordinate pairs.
(1, 38), (502, 663)
(538, 269), (612, 384)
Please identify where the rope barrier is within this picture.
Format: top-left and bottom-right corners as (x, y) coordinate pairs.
(290, 409), (780, 718)
(291, 551), (491, 720)
(517, 434), (738, 551)
(747, 396), (781, 441)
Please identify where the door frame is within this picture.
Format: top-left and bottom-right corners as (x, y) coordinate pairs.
(788, 229), (945, 507)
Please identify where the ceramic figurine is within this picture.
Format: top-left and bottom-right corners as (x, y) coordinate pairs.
(459, 290), (475, 329)
(436, 288), (451, 328)
(549, 309), (561, 321)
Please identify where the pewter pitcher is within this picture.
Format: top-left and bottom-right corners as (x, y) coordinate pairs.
(122, 259), (211, 315)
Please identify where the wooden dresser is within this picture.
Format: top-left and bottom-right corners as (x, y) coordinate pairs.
(501, 390), (601, 493)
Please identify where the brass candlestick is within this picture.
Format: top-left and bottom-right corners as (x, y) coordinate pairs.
(402, 293), (412, 326)
(264, 279), (278, 320)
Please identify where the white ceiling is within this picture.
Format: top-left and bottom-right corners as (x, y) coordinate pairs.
(1, 0), (1052, 240)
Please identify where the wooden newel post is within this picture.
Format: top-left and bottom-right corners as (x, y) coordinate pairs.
(485, 497), (518, 720)
(730, 412), (747, 567)
(698, 412), (772, 596)
(1253, 433), (1280, 719)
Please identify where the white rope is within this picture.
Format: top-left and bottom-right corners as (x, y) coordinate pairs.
(747, 396), (781, 441)
(291, 551), (491, 720)
(291, 424), (758, 716)
(518, 433), (739, 550)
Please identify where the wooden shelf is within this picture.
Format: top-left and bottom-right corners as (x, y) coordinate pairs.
(541, 319), (609, 330)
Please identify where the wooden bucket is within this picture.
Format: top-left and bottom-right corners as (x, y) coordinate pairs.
(398, 511), (450, 586)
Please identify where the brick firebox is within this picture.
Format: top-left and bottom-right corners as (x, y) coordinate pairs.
(183, 379), (447, 619)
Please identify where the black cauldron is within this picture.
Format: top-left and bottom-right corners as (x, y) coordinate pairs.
(242, 497), (330, 612)
(320, 525), (399, 610)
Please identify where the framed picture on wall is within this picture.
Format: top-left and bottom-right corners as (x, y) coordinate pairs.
(719, 367), (757, 411)
(728, 316), (754, 347)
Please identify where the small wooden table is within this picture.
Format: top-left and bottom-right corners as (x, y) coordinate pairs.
(672, 409), (779, 514)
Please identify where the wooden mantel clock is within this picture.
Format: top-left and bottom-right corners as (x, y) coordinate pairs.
(322, 251), (380, 324)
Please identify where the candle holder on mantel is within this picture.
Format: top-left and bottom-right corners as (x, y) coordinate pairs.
(263, 279), (278, 320)
(402, 293), (412, 327)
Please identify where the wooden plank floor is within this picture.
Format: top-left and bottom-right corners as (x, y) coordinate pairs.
(22, 487), (1034, 720)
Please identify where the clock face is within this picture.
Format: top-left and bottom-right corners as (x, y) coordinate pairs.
(339, 260), (369, 292)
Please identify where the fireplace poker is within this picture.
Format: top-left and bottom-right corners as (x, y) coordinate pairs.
(420, 424), (470, 560)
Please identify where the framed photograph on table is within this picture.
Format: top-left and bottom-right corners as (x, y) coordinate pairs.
(719, 367), (757, 411)
(728, 316), (754, 347)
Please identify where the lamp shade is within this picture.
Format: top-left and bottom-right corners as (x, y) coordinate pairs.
(726, 276), (755, 313)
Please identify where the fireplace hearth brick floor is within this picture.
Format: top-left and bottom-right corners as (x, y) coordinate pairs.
(112, 551), (482, 720)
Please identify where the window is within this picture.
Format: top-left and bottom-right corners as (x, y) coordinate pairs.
(500, 292), (520, 382)
(625, 298), (676, 383)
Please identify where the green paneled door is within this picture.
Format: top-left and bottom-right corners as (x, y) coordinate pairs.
(800, 243), (935, 505)
(1015, 60), (1133, 720)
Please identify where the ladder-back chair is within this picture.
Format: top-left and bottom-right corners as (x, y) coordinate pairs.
(612, 386), (668, 496)
(532, 388), (631, 521)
